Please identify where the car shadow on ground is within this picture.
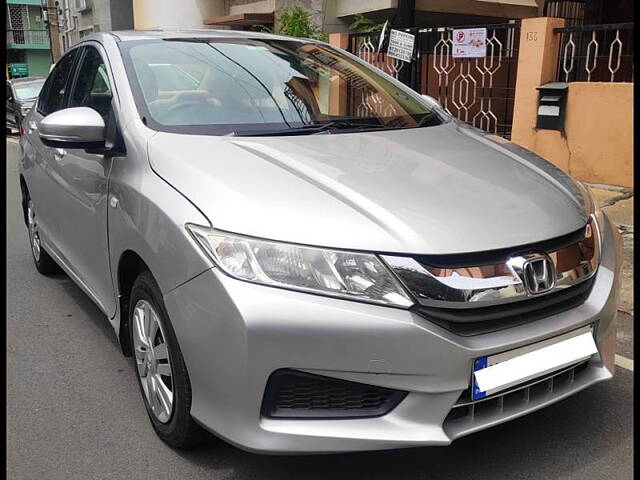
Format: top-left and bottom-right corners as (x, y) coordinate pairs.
(55, 272), (122, 351)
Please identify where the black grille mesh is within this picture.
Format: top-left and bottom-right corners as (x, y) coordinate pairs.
(262, 369), (407, 419)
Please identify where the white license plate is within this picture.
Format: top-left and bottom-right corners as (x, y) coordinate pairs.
(471, 325), (597, 400)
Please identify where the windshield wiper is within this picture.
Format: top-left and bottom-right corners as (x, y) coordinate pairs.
(308, 120), (390, 134)
(231, 120), (389, 137)
(415, 111), (440, 128)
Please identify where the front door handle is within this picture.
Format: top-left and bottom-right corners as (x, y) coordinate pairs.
(53, 148), (66, 162)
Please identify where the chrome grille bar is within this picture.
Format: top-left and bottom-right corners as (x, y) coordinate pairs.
(383, 216), (600, 309)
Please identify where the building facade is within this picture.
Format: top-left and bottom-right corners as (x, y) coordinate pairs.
(131, 0), (541, 34)
(54, 0), (134, 56)
(7, 0), (52, 77)
(202, 0), (540, 32)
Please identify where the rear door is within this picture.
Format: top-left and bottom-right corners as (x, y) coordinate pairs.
(23, 48), (80, 254)
(7, 83), (16, 126)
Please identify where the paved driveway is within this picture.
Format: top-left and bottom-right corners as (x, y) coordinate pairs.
(6, 139), (633, 480)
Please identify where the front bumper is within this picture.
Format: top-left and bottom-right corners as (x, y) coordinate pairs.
(163, 216), (621, 454)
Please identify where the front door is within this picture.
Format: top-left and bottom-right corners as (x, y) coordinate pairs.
(46, 43), (117, 317)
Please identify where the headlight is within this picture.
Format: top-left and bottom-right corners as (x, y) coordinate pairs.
(186, 225), (414, 308)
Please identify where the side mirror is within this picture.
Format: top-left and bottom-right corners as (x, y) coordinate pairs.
(39, 107), (105, 150)
(421, 94), (442, 109)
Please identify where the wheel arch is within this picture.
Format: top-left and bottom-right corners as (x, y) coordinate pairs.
(116, 249), (153, 357)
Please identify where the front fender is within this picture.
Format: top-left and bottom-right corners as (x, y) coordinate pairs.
(107, 122), (213, 339)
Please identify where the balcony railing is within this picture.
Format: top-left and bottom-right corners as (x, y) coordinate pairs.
(7, 29), (50, 48)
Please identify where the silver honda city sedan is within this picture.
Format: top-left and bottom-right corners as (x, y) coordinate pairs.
(19, 30), (620, 453)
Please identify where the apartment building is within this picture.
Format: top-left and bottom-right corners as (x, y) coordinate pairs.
(53, 0), (133, 56)
(7, 0), (52, 77)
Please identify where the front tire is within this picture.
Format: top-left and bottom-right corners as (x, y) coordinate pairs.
(129, 271), (208, 449)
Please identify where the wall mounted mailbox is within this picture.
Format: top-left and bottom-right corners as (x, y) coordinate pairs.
(536, 82), (568, 131)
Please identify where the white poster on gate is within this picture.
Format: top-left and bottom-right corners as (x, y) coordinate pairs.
(452, 28), (487, 58)
(387, 29), (415, 63)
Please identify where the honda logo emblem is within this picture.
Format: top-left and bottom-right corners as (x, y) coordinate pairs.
(507, 253), (556, 296)
(522, 256), (555, 295)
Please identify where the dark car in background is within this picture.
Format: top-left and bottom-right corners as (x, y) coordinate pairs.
(6, 76), (46, 133)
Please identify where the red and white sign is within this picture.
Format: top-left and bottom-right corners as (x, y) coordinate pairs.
(452, 28), (487, 58)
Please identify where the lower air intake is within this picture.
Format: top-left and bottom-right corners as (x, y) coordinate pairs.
(261, 369), (407, 419)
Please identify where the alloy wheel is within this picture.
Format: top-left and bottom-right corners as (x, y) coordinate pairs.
(132, 299), (174, 423)
(27, 199), (41, 261)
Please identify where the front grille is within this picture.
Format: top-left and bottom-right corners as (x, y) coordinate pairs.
(261, 369), (407, 419)
(414, 276), (595, 336)
(444, 360), (591, 427)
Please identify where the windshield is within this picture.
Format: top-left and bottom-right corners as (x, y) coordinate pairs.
(14, 80), (45, 100)
(119, 38), (442, 136)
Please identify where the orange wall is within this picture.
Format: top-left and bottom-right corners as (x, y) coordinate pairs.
(512, 18), (633, 187)
(561, 82), (633, 187)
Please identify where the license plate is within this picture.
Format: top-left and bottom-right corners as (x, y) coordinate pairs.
(471, 325), (597, 400)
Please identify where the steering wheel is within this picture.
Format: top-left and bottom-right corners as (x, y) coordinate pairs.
(157, 100), (211, 123)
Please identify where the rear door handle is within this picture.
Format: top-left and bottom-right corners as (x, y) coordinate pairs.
(53, 148), (66, 162)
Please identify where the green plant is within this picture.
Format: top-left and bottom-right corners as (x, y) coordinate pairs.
(348, 13), (384, 34)
(274, 6), (328, 41)
(249, 23), (274, 34)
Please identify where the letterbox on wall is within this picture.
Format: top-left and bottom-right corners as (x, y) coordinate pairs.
(536, 82), (568, 131)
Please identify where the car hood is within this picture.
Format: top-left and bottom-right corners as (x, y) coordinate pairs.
(148, 121), (588, 255)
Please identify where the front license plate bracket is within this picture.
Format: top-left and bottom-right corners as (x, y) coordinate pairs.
(471, 325), (597, 401)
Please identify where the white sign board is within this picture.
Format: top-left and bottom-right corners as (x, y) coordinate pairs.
(452, 28), (487, 58)
(387, 29), (415, 63)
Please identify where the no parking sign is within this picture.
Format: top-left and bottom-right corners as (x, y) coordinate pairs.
(452, 28), (487, 58)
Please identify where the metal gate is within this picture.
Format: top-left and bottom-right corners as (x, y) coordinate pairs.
(349, 21), (521, 139)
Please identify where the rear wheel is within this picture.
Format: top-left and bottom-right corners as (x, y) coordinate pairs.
(26, 196), (61, 275)
(129, 271), (208, 449)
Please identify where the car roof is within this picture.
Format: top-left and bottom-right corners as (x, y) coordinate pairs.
(85, 29), (314, 44)
(8, 76), (46, 85)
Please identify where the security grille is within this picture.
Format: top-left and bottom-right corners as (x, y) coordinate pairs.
(544, 0), (586, 27)
(7, 4), (29, 31)
(348, 21), (521, 139)
(7, 4), (49, 46)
